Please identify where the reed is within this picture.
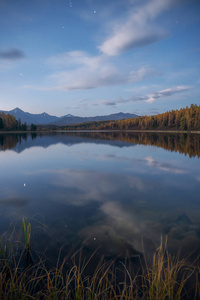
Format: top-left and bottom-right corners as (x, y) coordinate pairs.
(22, 217), (33, 267)
(141, 237), (194, 299)
(0, 222), (199, 299)
(22, 218), (31, 252)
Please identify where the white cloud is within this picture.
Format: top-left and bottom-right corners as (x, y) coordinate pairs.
(145, 86), (191, 103)
(48, 51), (102, 69)
(22, 0), (178, 93)
(45, 51), (155, 91)
(128, 66), (158, 83)
(98, 0), (174, 56)
(50, 65), (122, 90)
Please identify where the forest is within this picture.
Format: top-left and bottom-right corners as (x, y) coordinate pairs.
(0, 112), (18, 130)
(62, 104), (200, 131)
(1, 104), (199, 132)
(0, 112), (37, 131)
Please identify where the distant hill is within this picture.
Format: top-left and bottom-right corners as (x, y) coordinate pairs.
(0, 108), (138, 125)
(54, 112), (138, 126)
(0, 108), (59, 125)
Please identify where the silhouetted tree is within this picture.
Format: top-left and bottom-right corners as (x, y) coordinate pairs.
(31, 123), (37, 131)
(21, 122), (27, 131)
(18, 118), (22, 130)
(0, 117), (3, 129)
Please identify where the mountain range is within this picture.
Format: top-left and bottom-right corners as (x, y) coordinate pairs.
(0, 108), (138, 126)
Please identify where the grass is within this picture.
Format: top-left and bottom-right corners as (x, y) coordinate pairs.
(141, 238), (195, 299)
(22, 218), (33, 267)
(0, 222), (199, 299)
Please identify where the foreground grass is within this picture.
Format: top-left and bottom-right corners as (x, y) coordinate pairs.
(0, 221), (199, 299)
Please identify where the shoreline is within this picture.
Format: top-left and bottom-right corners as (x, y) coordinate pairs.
(0, 129), (200, 134)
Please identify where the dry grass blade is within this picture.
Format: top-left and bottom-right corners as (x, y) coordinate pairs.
(0, 223), (199, 299)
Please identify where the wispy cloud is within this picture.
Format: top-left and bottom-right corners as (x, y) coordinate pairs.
(145, 86), (191, 103)
(0, 48), (25, 60)
(27, 51), (157, 91)
(98, 0), (174, 56)
(98, 85), (192, 106)
(102, 96), (146, 106)
(48, 51), (102, 69)
(50, 64), (123, 90)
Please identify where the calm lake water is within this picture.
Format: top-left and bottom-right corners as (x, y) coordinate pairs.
(0, 132), (200, 266)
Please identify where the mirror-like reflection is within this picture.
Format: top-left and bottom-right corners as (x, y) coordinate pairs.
(0, 132), (200, 266)
(0, 131), (199, 157)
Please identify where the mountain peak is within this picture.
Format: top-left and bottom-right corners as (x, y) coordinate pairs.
(13, 107), (23, 113)
(63, 114), (74, 118)
(0, 108), (138, 125)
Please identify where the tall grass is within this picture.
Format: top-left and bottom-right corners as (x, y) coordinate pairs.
(0, 223), (199, 299)
(141, 237), (195, 299)
(22, 218), (33, 267)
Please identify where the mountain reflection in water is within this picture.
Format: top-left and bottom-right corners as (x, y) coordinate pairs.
(0, 132), (200, 267)
(0, 131), (200, 157)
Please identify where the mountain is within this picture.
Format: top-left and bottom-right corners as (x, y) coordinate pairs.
(0, 108), (138, 126)
(0, 107), (59, 125)
(52, 112), (139, 126)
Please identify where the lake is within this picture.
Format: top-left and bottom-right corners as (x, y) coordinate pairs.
(0, 132), (200, 268)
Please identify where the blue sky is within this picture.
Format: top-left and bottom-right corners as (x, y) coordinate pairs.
(0, 0), (199, 117)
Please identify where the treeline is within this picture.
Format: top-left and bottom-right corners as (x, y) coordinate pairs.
(63, 104), (200, 131)
(0, 113), (18, 130)
(0, 113), (37, 131)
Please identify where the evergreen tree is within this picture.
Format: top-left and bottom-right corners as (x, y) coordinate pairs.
(31, 123), (37, 131)
(0, 117), (3, 129)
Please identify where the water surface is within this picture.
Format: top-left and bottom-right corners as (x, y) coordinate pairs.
(0, 132), (200, 265)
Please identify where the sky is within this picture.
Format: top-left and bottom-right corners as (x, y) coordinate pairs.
(0, 0), (199, 117)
